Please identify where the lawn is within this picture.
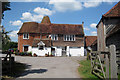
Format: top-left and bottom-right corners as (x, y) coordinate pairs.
(78, 60), (120, 80)
(78, 60), (99, 80)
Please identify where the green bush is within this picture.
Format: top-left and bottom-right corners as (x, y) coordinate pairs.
(2, 42), (18, 51)
(13, 48), (17, 51)
(20, 52), (24, 56)
(27, 52), (32, 56)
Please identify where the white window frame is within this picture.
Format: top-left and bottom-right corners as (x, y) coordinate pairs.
(51, 34), (58, 41)
(23, 33), (29, 39)
(64, 35), (75, 41)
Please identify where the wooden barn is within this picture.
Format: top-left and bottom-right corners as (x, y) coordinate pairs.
(97, 1), (120, 51)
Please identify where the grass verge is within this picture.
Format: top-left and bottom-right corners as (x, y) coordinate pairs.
(78, 60), (99, 80)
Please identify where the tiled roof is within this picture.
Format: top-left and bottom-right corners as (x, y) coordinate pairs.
(103, 1), (120, 17)
(32, 38), (52, 47)
(85, 36), (97, 47)
(18, 20), (84, 35)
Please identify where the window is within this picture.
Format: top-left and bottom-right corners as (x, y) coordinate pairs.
(64, 35), (75, 41)
(23, 33), (29, 39)
(51, 34), (58, 40)
(39, 46), (44, 50)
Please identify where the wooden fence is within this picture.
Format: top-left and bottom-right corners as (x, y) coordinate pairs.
(90, 45), (120, 79)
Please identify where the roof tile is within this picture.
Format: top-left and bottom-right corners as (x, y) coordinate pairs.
(103, 1), (120, 17)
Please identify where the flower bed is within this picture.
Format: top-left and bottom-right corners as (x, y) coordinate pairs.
(15, 52), (32, 56)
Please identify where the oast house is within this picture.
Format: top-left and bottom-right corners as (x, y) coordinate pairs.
(17, 16), (85, 56)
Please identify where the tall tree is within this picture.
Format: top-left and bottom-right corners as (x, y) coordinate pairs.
(2, 2), (11, 19)
(0, 1), (11, 50)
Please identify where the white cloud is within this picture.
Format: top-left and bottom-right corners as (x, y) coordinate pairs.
(48, 0), (115, 12)
(21, 12), (32, 21)
(83, 2), (101, 8)
(34, 7), (54, 15)
(21, 7), (54, 22)
(10, 20), (23, 26)
(8, 30), (19, 42)
(90, 23), (97, 28)
(21, 12), (44, 22)
(49, 0), (83, 12)
(9, 0), (119, 2)
(84, 27), (90, 31)
(91, 31), (97, 35)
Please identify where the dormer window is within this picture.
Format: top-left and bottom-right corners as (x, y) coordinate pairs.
(64, 35), (75, 41)
(23, 33), (29, 39)
(51, 34), (58, 41)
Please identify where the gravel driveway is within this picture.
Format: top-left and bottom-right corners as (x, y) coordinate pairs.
(14, 56), (86, 78)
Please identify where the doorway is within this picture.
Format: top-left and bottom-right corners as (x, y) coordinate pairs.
(51, 47), (55, 56)
(62, 46), (67, 57)
(23, 46), (28, 52)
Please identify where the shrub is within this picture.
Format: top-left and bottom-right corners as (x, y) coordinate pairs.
(15, 53), (18, 55)
(27, 52), (32, 56)
(45, 53), (49, 57)
(20, 52), (25, 56)
(33, 53), (37, 57)
(24, 52), (28, 56)
(15, 52), (20, 55)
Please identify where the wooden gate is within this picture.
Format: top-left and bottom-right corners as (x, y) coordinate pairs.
(90, 45), (120, 79)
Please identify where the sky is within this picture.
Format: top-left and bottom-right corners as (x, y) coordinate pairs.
(1, 0), (118, 42)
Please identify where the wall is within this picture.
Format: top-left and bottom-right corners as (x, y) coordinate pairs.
(55, 47), (62, 56)
(68, 47), (84, 56)
(28, 46), (32, 52)
(106, 31), (120, 50)
(31, 47), (51, 56)
(97, 21), (106, 51)
(18, 33), (49, 52)
(52, 35), (84, 47)
(104, 18), (119, 50)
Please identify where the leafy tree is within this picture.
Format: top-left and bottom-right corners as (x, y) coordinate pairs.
(3, 41), (18, 51)
(2, 2), (11, 19)
(1, 26), (11, 51)
(0, 1), (11, 51)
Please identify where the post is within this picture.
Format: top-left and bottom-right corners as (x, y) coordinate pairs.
(110, 45), (118, 78)
(0, 2), (2, 80)
(0, 1), (2, 25)
(90, 52), (92, 69)
(105, 54), (109, 78)
(105, 47), (109, 78)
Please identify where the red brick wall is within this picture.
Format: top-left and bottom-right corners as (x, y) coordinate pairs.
(18, 33), (47, 52)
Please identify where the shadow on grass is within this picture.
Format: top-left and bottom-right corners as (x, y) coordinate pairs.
(2, 61), (47, 78)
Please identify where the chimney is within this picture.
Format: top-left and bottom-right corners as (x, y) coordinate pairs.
(82, 21), (84, 27)
(82, 21), (84, 25)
